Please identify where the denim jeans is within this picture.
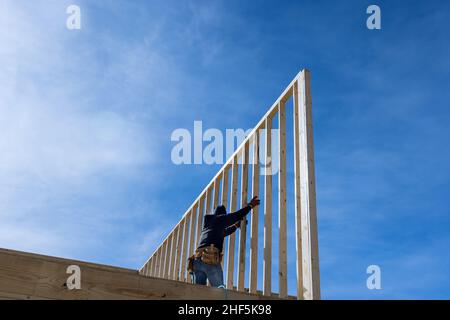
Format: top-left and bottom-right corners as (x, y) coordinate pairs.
(192, 258), (224, 287)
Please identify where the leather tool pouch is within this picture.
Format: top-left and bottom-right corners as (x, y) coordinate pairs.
(201, 244), (220, 265)
(193, 244), (222, 267)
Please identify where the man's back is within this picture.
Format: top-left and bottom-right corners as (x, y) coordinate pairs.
(197, 214), (228, 252)
(190, 197), (260, 287)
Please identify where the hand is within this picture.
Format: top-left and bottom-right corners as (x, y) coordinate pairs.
(248, 196), (260, 208)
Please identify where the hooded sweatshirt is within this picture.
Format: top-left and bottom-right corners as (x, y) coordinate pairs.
(196, 205), (251, 253)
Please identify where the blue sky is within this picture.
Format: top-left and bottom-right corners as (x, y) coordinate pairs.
(1, 0), (449, 299)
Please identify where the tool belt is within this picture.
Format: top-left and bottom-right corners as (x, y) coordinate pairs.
(187, 244), (222, 274)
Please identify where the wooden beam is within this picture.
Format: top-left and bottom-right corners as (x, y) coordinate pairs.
(151, 257), (156, 277)
(151, 258), (155, 276)
(278, 101), (288, 298)
(180, 217), (189, 282)
(249, 129), (261, 294)
(188, 205), (198, 279)
(158, 243), (165, 278)
(263, 117), (273, 296)
(170, 232), (178, 280)
(221, 165), (231, 207)
(149, 259), (154, 277)
(170, 227), (178, 280)
(149, 259), (155, 276)
(141, 261), (148, 276)
(164, 234), (173, 279)
(154, 255), (158, 277)
(142, 262), (148, 276)
(298, 69), (320, 300)
(196, 196), (205, 250)
(205, 185), (213, 216)
(149, 259), (154, 276)
(148, 251), (155, 277)
(237, 142), (249, 291)
(213, 177), (222, 210)
(293, 81), (304, 299)
(174, 221), (183, 281)
(204, 186), (213, 287)
(149, 260), (153, 276)
(154, 247), (161, 277)
(0, 248), (281, 300)
(220, 165), (230, 268)
(149, 255), (155, 277)
(226, 156), (239, 289)
(161, 241), (169, 279)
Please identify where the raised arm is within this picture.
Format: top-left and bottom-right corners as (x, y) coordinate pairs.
(224, 224), (238, 237)
(224, 219), (249, 237)
(217, 196), (260, 227)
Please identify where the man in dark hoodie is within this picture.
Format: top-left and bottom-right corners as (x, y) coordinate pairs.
(189, 196), (260, 287)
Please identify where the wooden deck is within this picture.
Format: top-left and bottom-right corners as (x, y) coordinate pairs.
(0, 248), (276, 300)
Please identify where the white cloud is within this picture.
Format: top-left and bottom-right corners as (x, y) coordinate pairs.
(0, 1), (172, 263)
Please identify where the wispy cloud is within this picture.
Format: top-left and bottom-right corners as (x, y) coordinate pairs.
(0, 1), (174, 264)
(1, 0), (449, 299)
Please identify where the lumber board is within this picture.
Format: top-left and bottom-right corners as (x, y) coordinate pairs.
(0, 248), (277, 300)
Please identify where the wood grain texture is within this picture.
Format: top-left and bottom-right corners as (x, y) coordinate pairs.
(164, 234), (173, 279)
(237, 142), (249, 292)
(226, 157), (239, 289)
(278, 101), (288, 298)
(180, 216), (189, 282)
(170, 227), (179, 280)
(298, 69), (320, 300)
(174, 222), (183, 281)
(205, 185), (213, 216)
(161, 241), (168, 279)
(249, 130), (261, 294)
(293, 81), (304, 299)
(220, 165), (231, 269)
(213, 177), (221, 210)
(153, 248), (160, 278)
(188, 206), (198, 262)
(221, 165), (231, 207)
(0, 248), (278, 300)
(263, 117), (273, 296)
(149, 258), (155, 276)
(158, 245), (164, 278)
(196, 195), (205, 250)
